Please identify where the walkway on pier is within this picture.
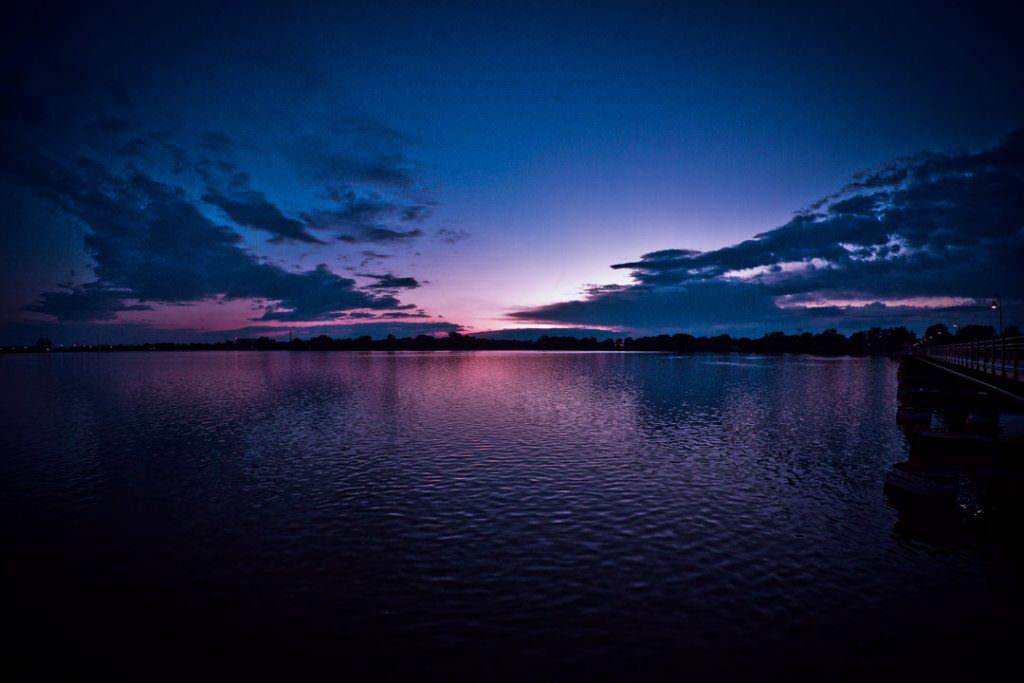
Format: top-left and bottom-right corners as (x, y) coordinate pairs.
(915, 336), (1024, 403)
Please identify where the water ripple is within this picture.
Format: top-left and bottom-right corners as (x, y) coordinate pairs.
(1, 351), (1018, 673)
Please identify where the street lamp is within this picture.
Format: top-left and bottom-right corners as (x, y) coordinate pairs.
(991, 298), (1003, 336)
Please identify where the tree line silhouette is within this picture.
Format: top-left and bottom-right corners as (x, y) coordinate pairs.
(10, 323), (1018, 355)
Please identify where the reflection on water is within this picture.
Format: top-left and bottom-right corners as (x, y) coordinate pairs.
(1, 351), (1020, 674)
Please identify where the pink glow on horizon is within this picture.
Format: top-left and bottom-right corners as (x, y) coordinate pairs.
(774, 295), (976, 310)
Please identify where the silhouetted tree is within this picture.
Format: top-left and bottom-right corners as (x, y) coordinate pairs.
(2, 324), (940, 356)
(954, 325), (995, 342)
(923, 324), (952, 345)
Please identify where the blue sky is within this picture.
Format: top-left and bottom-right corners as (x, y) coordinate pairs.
(2, 0), (1022, 342)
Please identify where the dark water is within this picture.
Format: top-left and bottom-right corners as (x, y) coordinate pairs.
(2, 352), (1020, 675)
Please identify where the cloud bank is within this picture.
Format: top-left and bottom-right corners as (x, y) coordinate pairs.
(513, 128), (1024, 334)
(1, 65), (443, 328)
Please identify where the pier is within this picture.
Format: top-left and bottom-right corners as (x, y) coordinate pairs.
(917, 336), (1024, 398)
(886, 338), (1024, 527)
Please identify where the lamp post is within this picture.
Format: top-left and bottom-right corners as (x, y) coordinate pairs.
(991, 299), (1003, 337)
(991, 299), (1005, 377)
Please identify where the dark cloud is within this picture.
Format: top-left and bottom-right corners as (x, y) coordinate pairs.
(7, 149), (409, 322)
(322, 117), (415, 156)
(203, 188), (324, 244)
(357, 250), (393, 267)
(512, 281), (784, 331)
(401, 205), (432, 222)
(196, 142), (432, 246)
(305, 321), (460, 337)
(358, 273), (421, 290)
(281, 119), (437, 244)
(252, 263), (405, 321)
(336, 227), (423, 243)
(287, 119), (418, 190)
(437, 228), (470, 244)
(515, 128), (1024, 334)
(607, 129), (1024, 300)
(380, 311), (430, 319)
(191, 150), (326, 244)
(0, 63), (439, 327)
(305, 190), (429, 243)
(25, 284), (151, 322)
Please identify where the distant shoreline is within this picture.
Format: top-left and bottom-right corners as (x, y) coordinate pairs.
(7, 325), (1005, 356)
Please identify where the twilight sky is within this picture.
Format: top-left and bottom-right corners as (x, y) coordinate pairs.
(2, 0), (1022, 343)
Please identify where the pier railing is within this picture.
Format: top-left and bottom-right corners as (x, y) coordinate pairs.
(918, 336), (1023, 383)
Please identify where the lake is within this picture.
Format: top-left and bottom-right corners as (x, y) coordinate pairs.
(1, 351), (1019, 675)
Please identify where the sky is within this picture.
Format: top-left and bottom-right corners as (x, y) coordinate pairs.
(2, 0), (1022, 343)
